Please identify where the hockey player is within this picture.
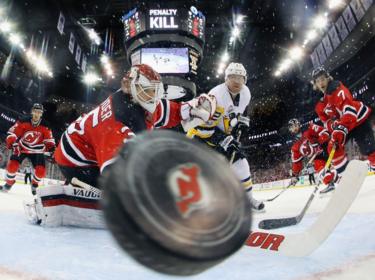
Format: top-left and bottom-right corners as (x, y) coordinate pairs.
(186, 62), (264, 212)
(26, 64), (216, 227)
(312, 67), (375, 191)
(0, 103), (55, 195)
(288, 118), (337, 192)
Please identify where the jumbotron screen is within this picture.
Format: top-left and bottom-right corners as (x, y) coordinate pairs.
(140, 48), (190, 74)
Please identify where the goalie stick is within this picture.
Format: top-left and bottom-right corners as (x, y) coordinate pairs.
(259, 147), (336, 229)
(246, 160), (367, 257)
(263, 152), (320, 203)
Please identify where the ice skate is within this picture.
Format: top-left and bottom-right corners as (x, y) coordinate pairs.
(0, 184), (12, 193)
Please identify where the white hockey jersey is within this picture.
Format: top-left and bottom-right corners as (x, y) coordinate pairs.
(187, 83), (251, 142)
(209, 83), (251, 132)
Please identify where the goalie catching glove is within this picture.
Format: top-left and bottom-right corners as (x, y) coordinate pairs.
(181, 94), (217, 131)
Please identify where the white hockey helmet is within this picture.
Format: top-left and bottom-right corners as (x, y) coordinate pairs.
(127, 64), (164, 113)
(225, 63), (247, 84)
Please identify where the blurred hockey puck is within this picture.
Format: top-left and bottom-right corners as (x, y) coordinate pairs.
(101, 130), (251, 276)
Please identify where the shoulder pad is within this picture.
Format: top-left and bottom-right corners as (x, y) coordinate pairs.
(326, 80), (340, 94)
(18, 115), (32, 123)
(112, 92), (147, 133)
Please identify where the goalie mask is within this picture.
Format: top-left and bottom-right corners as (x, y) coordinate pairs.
(127, 64), (164, 113)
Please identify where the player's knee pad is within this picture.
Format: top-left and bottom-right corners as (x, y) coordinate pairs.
(6, 159), (20, 173)
(5, 160), (20, 186)
(27, 184), (104, 228)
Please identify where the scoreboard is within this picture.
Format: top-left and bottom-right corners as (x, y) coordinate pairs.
(122, 8), (145, 41)
(186, 6), (205, 40)
(121, 6), (206, 43)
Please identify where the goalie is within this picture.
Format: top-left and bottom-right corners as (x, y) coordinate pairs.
(25, 64), (216, 228)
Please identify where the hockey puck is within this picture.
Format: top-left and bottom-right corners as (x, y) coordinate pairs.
(101, 130), (251, 276)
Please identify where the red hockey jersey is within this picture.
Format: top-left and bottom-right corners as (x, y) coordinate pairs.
(6, 117), (55, 154)
(315, 80), (371, 132)
(290, 123), (328, 175)
(54, 92), (183, 173)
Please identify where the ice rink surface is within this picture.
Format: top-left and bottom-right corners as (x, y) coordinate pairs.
(0, 174), (374, 280)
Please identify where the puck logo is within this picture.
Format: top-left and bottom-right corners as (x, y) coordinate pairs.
(168, 163), (211, 218)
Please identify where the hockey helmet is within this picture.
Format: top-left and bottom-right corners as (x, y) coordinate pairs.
(312, 66), (329, 81)
(225, 63), (247, 84)
(31, 103), (44, 112)
(288, 118), (300, 133)
(126, 64), (164, 113)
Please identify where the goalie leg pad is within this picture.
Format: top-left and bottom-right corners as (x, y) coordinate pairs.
(26, 184), (104, 228)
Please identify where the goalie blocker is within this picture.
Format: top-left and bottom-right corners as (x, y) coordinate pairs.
(100, 130), (251, 276)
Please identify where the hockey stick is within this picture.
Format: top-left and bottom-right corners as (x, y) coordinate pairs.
(263, 152), (320, 203)
(230, 130), (242, 164)
(71, 177), (102, 196)
(259, 147), (336, 229)
(247, 160), (367, 257)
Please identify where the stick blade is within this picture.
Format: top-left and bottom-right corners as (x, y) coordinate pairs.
(258, 217), (298, 230)
(279, 160), (368, 257)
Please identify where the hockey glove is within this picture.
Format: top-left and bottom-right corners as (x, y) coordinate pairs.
(329, 124), (347, 152)
(232, 115), (250, 138)
(220, 135), (241, 155)
(12, 143), (20, 157)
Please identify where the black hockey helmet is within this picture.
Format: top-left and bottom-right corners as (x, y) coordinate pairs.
(31, 103), (44, 112)
(312, 66), (329, 81)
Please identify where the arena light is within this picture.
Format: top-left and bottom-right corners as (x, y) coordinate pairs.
(306, 29), (318, 41)
(328, 0), (343, 9)
(106, 68), (114, 76)
(34, 57), (50, 73)
(236, 15), (245, 24)
(218, 62), (226, 70)
(100, 54), (109, 64)
(313, 15), (328, 29)
(279, 59), (292, 71)
(289, 46), (304, 61)
(83, 72), (101, 85)
(221, 52), (230, 62)
(9, 33), (22, 46)
(0, 21), (12, 33)
(232, 26), (240, 38)
(274, 70), (281, 77)
(88, 28), (101, 45)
